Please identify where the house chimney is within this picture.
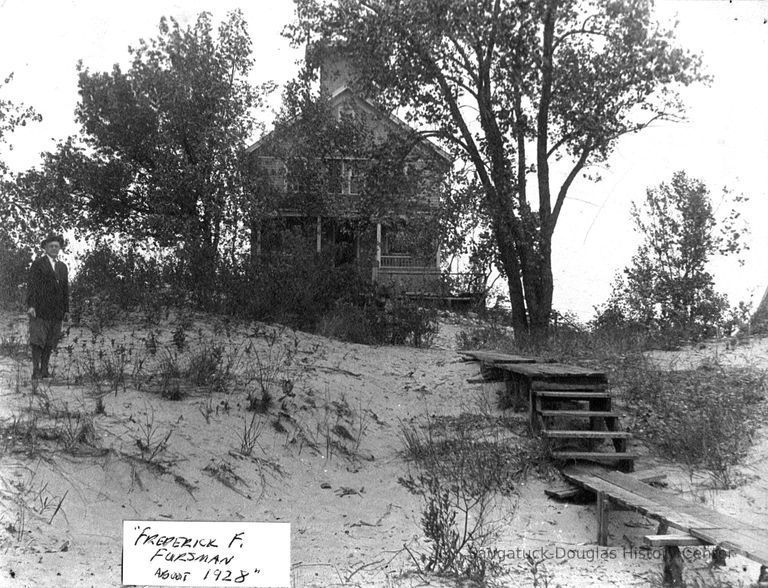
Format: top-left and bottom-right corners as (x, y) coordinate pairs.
(319, 47), (361, 96)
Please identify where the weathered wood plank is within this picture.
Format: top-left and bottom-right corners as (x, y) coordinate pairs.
(552, 451), (637, 461)
(499, 362), (607, 378)
(563, 468), (718, 532)
(458, 351), (537, 363)
(536, 390), (611, 399)
(689, 528), (768, 566)
(531, 381), (609, 391)
(544, 485), (583, 500)
(644, 535), (709, 547)
(544, 430), (632, 439)
(596, 471), (764, 531)
(466, 377), (504, 384)
(562, 466), (768, 568)
(540, 410), (620, 418)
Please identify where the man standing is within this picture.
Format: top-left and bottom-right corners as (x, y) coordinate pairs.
(26, 235), (69, 379)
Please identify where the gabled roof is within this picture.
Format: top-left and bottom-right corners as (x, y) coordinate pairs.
(246, 86), (452, 166)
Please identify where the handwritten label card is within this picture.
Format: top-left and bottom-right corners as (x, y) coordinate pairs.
(122, 520), (290, 587)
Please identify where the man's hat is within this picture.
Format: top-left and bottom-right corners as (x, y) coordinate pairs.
(40, 234), (65, 249)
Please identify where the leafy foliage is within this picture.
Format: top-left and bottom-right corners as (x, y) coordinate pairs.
(599, 171), (747, 342)
(9, 12), (269, 307)
(288, 0), (707, 336)
(620, 357), (764, 488)
(0, 75), (42, 302)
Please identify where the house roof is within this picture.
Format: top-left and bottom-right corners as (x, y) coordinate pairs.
(246, 86), (453, 166)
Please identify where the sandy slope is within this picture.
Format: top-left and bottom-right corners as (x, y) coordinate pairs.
(0, 311), (767, 588)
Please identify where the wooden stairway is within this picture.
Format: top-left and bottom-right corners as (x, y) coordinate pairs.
(530, 381), (635, 472)
(460, 350), (635, 472)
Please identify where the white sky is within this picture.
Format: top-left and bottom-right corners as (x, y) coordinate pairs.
(1, 0), (767, 319)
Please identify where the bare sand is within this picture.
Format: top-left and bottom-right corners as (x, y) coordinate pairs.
(1, 311), (766, 587)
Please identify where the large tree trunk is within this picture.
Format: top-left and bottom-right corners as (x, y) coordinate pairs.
(526, 238), (553, 342)
(189, 216), (218, 310)
(499, 247), (528, 335)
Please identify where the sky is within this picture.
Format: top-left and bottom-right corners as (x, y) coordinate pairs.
(1, 0), (767, 320)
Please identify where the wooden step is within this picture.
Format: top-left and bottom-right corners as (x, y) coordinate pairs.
(540, 410), (619, 418)
(537, 390), (611, 399)
(543, 430), (632, 439)
(532, 381), (607, 391)
(552, 451), (636, 461)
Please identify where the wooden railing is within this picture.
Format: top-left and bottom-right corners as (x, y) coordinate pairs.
(379, 255), (435, 269)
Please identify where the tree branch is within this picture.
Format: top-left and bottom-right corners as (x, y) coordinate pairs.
(548, 141), (592, 235)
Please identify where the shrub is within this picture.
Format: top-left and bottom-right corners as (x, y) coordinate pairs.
(70, 243), (169, 323)
(385, 298), (439, 348)
(456, 323), (514, 352)
(318, 297), (438, 347)
(619, 357), (765, 487)
(398, 414), (532, 583)
(0, 235), (30, 311)
(222, 226), (370, 327)
(0, 333), (29, 361)
(316, 303), (374, 344)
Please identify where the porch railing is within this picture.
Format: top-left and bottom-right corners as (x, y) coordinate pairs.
(379, 255), (436, 269)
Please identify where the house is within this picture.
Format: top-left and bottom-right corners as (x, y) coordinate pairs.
(246, 50), (453, 295)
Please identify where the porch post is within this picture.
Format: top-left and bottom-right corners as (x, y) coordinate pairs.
(374, 222), (382, 282)
(316, 216), (322, 253)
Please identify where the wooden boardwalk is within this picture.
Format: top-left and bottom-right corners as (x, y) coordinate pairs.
(462, 350), (635, 470)
(562, 465), (768, 582)
(462, 350), (768, 583)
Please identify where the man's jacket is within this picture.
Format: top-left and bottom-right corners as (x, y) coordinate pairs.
(26, 256), (69, 321)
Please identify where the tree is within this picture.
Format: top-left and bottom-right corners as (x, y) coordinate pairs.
(0, 74), (43, 247)
(12, 12), (268, 304)
(0, 75), (43, 307)
(287, 0), (706, 338)
(602, 171), (746, 340)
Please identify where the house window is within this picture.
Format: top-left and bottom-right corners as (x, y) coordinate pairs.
(275, 160), (288, 192)
(338, 102), (356, 121)
(327, 159), (361, 195)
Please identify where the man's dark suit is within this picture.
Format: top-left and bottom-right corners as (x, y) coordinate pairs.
(26, 256), (68, 378)
(26, 256), (69, 320)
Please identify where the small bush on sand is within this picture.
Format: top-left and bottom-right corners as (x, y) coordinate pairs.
(185, 342), (225, 388)
(0, 333), (29, 361)
(383, 298), (439, 348)
(317, 303), (375, 344)
(619, 356), (765, 487)
(398, 415), (534, 583)
(320, 298), (438, 347)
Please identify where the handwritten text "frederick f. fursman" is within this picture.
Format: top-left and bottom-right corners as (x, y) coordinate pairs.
(122, 520), (290, 587)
